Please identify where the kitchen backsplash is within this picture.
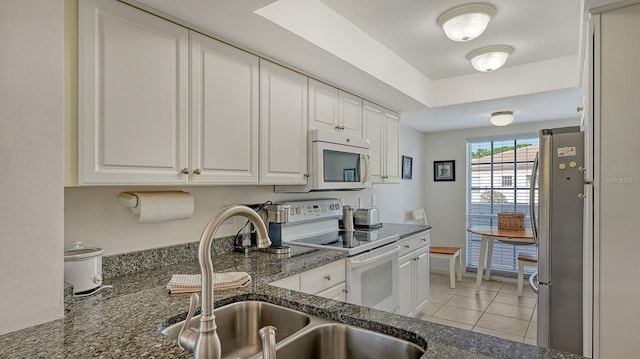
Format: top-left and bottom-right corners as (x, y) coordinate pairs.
(102, 236), (235, 279)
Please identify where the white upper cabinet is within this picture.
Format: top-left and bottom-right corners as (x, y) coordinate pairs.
(308, 79), (362, 137)
(259, 60), (308, 185)
(363, 101), (400, 184)
(79, 0), (189, 184)
(338, 90), (363, 137)
(384, 109), (401, 183)
(190, 31), (259, 184)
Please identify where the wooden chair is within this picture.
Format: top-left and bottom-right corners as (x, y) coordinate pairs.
(517, 254), (538, 297)
(411, 208), (463, 289)
(429, 246), (463, 288)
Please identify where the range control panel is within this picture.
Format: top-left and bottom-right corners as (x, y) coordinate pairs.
(280, 199), (343, 224)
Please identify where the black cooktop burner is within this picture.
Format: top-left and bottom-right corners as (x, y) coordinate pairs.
(288, 229), (386, 250)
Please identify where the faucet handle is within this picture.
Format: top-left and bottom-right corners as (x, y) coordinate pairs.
(178, 293), (200, 351)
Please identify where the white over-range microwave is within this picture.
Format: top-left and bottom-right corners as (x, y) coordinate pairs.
(275, 130), (371, 192)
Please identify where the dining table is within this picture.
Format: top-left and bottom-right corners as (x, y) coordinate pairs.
(466, 226), (535, 294)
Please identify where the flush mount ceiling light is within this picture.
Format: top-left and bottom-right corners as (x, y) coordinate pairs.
(467, 45), (514, 72)
(437, 3), (497, 42)
(490, 111), (514, 126)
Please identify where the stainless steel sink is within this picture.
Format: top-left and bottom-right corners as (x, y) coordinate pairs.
(276, 323), (425, 359)
(161, 301), (311, 358)
(162, 300), (424, 359)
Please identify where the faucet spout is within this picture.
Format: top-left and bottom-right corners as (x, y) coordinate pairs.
(186, 205), (270, 359)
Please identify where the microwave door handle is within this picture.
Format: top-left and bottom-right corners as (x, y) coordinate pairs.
(360, 154), (370, 184)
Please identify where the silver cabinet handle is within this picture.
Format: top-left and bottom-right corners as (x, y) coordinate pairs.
(181, 168), (190, 175)
(193, 169), (201, 175)
(324, 275), (331, 281)
(404, 245), (410, 248)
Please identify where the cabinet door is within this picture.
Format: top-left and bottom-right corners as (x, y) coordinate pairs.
(397, 253), (415, 317)
(338, 91), (363, 137)
(316, 282), (347, 302)
(384, 109), (401, 183)
(308, 79), (339, 132)
(259, 60), (308, 184)
(190, 32), (259, 184)
(78, 0), (189, 184)
(363, 101), (385, 183)
(414, 245), (430, 313)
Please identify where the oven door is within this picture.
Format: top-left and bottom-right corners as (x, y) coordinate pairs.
(312, 140), (370, 190)
(345, 244), (399, 313)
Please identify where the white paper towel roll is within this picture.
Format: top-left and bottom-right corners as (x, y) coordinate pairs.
(130, 192), (194, 223)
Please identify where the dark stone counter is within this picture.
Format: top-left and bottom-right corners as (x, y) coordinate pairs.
(0, 231), (582, 359)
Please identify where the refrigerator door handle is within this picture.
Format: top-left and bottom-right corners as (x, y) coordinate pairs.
(529, 153), (539, 246)
(529, 271), (539, 293)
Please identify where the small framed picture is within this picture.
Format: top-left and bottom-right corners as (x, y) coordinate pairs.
(434, 160), (455, 182)
(402, 156), (413, 180)
(343, 168), (356, 182)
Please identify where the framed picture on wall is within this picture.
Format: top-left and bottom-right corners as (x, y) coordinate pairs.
(402, 156), (413, 179)
(434, 160), (455, 181)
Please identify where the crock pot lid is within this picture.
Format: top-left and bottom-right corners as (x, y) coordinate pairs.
(64, 241), (103, 259)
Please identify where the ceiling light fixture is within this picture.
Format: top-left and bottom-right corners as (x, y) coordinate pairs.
(467, 45), (514, 72)
(490, 111), (514, 126)
(437, 3), (497, 42)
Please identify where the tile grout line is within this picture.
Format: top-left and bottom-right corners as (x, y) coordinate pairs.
(428, 274), (537, 344)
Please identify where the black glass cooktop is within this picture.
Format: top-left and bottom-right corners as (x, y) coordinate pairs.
(285, 229), (398, 255)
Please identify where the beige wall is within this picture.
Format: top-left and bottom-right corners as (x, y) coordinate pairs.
(0, 0), (65, 335)
(423, 118), (579, 273)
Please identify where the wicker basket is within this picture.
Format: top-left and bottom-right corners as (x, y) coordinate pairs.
(498, 212), (525, 231)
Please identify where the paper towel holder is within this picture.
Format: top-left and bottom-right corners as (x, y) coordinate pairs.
(118, 193), (139, 208)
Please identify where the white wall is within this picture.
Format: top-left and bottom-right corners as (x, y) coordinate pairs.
(64, 125), (426, 255)
(423, 118), (579, 272)
(0, 0), (64, 335)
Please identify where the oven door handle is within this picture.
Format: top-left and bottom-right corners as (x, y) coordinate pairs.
(349, 245), (400, 270)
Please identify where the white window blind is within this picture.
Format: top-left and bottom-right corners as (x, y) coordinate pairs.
(466, 135), (538, 276)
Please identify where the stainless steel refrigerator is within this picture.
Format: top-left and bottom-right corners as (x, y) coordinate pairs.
(529, 126), (587, 355)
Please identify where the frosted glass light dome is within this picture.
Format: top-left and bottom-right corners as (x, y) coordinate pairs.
(467, 45), (514, 72)
(437, 3), (497, 42)
(490, 111), (514, 126)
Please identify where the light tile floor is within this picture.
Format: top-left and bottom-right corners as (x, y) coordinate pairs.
(420, 273), (538, 345)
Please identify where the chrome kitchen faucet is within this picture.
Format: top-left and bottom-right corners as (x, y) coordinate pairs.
(177, 205), (272, 359)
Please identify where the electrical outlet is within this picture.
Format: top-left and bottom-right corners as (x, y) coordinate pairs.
(371, 194), (377, 207)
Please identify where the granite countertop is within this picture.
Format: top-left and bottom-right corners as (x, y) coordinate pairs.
(0, 225), (581, 359)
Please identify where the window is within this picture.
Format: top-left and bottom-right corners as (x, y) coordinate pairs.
(466, 135), (538, 276)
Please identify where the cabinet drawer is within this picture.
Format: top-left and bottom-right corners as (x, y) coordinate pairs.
(300, 259), (345, 294)
(270, 274), (300, 291)
(398, 231), (431, 256)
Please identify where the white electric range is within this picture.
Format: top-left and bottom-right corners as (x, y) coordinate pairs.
(278, 199), (400, 313)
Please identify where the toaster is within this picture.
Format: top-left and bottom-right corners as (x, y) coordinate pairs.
(354, 208), (381, 228)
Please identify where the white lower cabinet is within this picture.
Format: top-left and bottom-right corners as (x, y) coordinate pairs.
(316, 282), (347, 301)
(269, 259), (346, 301)
(397, 232), (431, 317)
